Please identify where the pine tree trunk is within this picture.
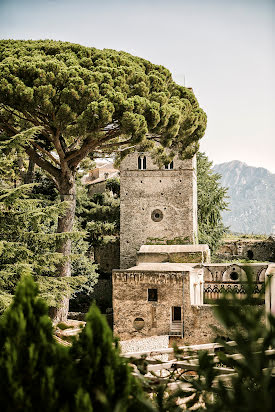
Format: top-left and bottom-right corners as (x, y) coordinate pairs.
(50, 173), (76, 322)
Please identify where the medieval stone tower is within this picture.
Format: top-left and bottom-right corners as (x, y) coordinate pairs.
(120, 152), (198, 269)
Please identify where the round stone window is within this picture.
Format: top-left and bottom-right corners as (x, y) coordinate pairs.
(151, 209), (163, 222)
(230, 272), (239, 281)
(133, 318), (145, 330)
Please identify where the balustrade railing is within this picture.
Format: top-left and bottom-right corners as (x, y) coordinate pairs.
(203, 281), (265, 304)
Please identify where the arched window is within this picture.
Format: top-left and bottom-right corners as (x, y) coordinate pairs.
(138, 156), (146, 170)
(143, 156), (146, 170)
(165, 161), (174, 169)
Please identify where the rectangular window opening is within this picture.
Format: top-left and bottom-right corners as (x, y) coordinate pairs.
(148, 288), (158, 302)
(172, 306), (182, 321)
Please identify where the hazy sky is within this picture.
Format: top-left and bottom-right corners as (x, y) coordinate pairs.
(0, 0), (274, 171)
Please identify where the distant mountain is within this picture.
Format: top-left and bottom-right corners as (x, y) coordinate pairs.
(212, 161), (275, 235)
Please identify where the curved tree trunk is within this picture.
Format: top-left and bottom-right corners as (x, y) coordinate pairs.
(50, 173), (76, 322)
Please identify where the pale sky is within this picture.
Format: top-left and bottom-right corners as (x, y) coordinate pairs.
(0, 0), (274, 172)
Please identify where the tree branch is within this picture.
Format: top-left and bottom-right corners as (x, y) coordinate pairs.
(53, 130), (66, 161)
(98, 138), (133, 150)
(66, 128), (121, 168)
(31, 141), (60, 166)
(26, 146), (61, 180)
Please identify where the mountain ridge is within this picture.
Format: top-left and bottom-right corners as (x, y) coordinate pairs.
(212, 160), (275, 235)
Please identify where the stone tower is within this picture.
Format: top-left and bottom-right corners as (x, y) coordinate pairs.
(120, 152), (198, 269)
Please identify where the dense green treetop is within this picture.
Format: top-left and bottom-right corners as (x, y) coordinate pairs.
(0, 39), (206, 171)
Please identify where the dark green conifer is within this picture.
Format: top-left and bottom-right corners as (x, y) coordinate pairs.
(70, 303), (141, 411)
(197, 152), (228, 251)
(0, 275), (67, 412)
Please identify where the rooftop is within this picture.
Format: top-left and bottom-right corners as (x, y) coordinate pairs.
(121, 262), (195, 272)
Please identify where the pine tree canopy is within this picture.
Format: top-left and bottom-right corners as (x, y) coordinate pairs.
(0, 39), (206, 163)
(0, 40), (206, 320)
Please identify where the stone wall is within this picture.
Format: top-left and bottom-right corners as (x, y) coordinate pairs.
(137, 245), (210, 265)
(119, 335), (169, 355)
(89, 278), (112, 313)
(113, 270), (186, 340)
(120, 153), (198, 269)
(113, 268), (222, 345)
(88, 181), (106, 196)
(216, 238), (275, 262)
(182, 275), (221, 345)
(94, 241), (120, 274)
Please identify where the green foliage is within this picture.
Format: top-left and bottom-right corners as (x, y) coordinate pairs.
(70, 303), (141, 411)
(1, 272), (275, 411)
(144, 270), (275, 411)
(185, 274), (275, 411)
(197, 152), (228, 251)
(0, 276), (66, 412)
(0, 40), (206, 161)
(224, 232), (268, 241)
(0, 276), (144, 411)
(76, 180), (120, 248)
(0, 177), (97, 312)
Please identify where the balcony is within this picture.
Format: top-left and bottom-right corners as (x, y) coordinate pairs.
(204, 281), (265, 304)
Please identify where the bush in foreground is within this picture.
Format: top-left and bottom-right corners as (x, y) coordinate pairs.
(0, 276), (141, 411)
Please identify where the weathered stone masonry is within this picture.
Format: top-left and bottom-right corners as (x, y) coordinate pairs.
(113, 270), (185, 339)
(113, 266), (220, 344)
(120, 153), (198, 269)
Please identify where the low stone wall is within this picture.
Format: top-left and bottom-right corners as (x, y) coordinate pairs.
(90, 278), (112, 313)
(182, 275), (222, 345)
(94, 241), (120, 274)
(216, 238), (275, 262)
(183, 305), (221, 345)
(120, 335), (169, 360)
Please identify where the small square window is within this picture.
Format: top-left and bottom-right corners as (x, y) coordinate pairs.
(148, 288), (158, 302)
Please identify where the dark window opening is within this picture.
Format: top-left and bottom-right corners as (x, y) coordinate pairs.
(148, 288), (158, 302)
(247, 250), (254, 259)
(138, 156), (146, 170)
(230, 272), (239, 281)
(143, 156), (146, 169)
(165, 161), (174, 170)
(172, 306), (181, 321)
